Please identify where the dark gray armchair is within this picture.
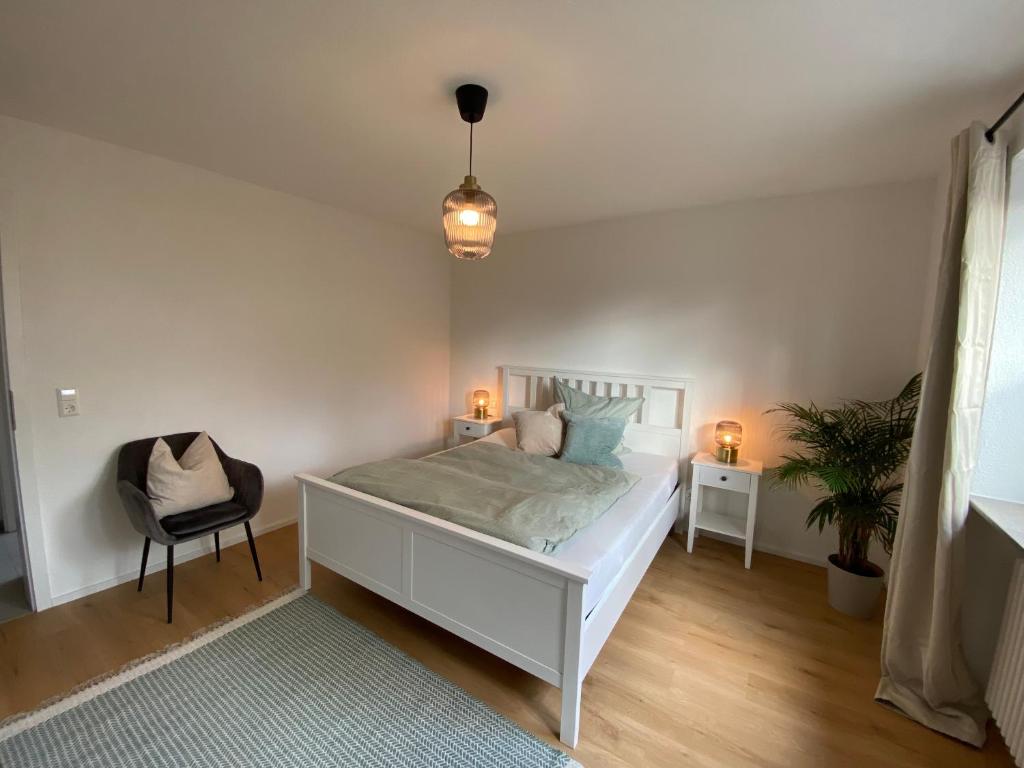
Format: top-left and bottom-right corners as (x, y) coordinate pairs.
(117, 432), (264, 623)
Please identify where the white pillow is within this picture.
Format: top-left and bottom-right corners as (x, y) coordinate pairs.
(513, 404), (565, 456)
(147, 432), (235, 519)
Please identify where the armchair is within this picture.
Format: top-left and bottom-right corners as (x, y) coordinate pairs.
(117, 432), (264, 623)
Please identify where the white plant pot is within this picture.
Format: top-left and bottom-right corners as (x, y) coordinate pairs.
(826, 554), (884, 619)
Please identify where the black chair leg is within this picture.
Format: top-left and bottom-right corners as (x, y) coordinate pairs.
(166, 545), (174, 624)
(244, 521), (262, 582)
(214, 531), (221, 562)
(137, 537), (150, 592)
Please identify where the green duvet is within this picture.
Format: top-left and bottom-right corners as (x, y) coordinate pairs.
(329, 441), (638, 554)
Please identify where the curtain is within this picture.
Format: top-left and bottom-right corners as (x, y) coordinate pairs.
(875, 122), (1008, 746)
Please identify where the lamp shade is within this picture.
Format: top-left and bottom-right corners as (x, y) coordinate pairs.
(472, 389), (490, 419)
(714, 420), (743, 463)
(443, 176), (497, 260)
(714, 421), (743, 447)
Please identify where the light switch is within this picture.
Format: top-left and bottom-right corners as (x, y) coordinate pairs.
(57, 388), (80, 417)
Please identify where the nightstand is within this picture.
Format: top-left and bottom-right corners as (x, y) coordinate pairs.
(686, 451), (763, 569)
(451, 413), (503, 444)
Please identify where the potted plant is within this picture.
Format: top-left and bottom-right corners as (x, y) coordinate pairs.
(765, 373), (921, 618)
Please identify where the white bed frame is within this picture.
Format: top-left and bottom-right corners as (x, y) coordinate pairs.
(295, 366), (694, 747)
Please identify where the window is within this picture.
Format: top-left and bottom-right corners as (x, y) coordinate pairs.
(975, 147), (1024, 503)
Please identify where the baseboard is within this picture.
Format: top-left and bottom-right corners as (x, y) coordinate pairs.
(678, 490), (827, 568)
(686, 528), (826, 568)
(748, 540), (825, 567)
(49, 516), (297, 607)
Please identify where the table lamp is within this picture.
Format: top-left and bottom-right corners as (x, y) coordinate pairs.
(473, 390), (490, 419)
(714, 420), (743, 463)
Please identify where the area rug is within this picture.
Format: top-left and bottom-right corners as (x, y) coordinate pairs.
(0, 591), (581, 767)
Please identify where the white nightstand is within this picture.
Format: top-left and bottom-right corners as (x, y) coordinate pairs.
(452, 414), (504, 444)
(686, 451), (763, 569)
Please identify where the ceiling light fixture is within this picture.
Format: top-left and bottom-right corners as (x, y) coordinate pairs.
(442, 84), (497, 260)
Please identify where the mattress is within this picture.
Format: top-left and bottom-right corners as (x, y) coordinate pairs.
(479, 428), (679, 615)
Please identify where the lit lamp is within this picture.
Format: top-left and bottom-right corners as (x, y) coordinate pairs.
(714, 420), (743, 464)
(442, 84), (497, 260)
(472, 390), (490, 419)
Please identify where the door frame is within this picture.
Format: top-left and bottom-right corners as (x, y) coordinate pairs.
(0, 190), (52, 610)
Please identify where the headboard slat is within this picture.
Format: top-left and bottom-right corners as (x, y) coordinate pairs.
(499, 365), (695, 465)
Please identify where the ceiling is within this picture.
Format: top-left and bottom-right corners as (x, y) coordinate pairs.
(2, 1), (1023, 234)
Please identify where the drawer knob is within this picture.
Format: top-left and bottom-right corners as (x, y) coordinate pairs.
(720, 475), (727, 482)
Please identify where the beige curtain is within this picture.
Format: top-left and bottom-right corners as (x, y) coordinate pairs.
(876, 123), (1008, 746)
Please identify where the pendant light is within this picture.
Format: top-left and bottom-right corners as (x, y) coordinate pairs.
(442, 84), (497, 260)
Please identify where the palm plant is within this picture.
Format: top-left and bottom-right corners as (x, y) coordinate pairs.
(765, 373), (922, 576)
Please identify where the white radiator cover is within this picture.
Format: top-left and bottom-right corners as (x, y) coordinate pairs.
(988, 558), (1024, 766)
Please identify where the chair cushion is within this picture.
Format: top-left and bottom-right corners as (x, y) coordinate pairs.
(159, 501), (249, 538)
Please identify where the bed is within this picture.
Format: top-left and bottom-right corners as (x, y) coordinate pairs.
(295, 366), (694, 747)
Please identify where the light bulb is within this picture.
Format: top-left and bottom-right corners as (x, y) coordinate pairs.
(458, 209), (481, 227)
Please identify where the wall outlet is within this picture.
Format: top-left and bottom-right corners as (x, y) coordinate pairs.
(57, 388), (80, 417)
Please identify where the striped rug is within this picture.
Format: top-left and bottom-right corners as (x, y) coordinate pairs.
(0, 591), (580, 767)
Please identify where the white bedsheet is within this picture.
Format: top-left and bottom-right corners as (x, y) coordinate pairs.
(478, 428), (679, 615)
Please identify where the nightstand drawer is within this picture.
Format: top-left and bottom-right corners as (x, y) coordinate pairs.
(699, 465), (751, 493)
(456, 420), (490, 438)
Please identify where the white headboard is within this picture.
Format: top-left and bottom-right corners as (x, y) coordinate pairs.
(500, 365), (695, 462)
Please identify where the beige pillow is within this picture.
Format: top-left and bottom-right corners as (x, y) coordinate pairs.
(513, 404), (565, 456)
(147, 432), (234, 519)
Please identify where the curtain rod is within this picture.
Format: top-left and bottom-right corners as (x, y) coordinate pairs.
(985, 88), (1024, 143)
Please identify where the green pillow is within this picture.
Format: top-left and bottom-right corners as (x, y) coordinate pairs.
(558, 412), (627, 468)
(553, 379), (644, 420)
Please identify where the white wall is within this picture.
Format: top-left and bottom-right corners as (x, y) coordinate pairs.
(0, 112), (945, 600)
(0, 116), (450, 604)
(450, 179), (936, 565)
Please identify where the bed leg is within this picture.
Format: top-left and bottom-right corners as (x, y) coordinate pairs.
(559, 579), (585, 749)
(560, 679), (582, 748)
(298, 484), (311, 590)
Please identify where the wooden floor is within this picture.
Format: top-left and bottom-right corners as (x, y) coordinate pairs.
(0, 525), (1012, 767)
